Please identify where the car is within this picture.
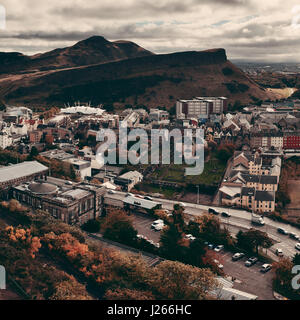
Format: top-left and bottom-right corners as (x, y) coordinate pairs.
(221, 211), (231, 218)
(151, 219), (164, 229)
(185, 234), (196, 241)
(137, 234), (148, 240)
(144, 196), (154, 201)
(126, 193), (134, 197)
(153, 224), (165, 232)
(261, 264), (272, 273)
(275, 248), (284, 257)
(232, 253), (245, 261)
(108, 189), (116, 194)
(208, 244), (214, 250)
(178, 202), (186, 208)
(289, 233), (300, 241)
(65, 181), (73, 185)
(245, 257), (258, 267)
(214, 245), (224, 252)
(295, 243), (300, 251)
(213, 259), (224, 269)
(208, 208), (219, 215)
(277, 228), (288, 235)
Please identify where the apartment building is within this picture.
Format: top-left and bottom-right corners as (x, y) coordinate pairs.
(283, 132), (300, 149)
(219, 151), (280, 213)
(176, 97), (227, 119)
(250, 132), (283, 149)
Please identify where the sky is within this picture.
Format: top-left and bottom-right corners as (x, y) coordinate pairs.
(0, 0), (300, 62)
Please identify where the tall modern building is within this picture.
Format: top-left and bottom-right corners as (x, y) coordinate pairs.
(176, 97), (227, 119)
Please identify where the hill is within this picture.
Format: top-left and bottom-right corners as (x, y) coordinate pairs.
(0, 36), (154, 74)
(0, 37), (276, 108)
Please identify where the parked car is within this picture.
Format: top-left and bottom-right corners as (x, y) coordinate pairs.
(275, 248), (284, 257)
(185, 234), (196, 241)
(208, 208), (219, 215)
(153, 223), (165, 232)
(232, 253), (245, 261)
(214, 245), (224, 252)
(151, 219), (164, 229)
(245, 257), (258, 267)
(137, 234), (148, 240)
(295, 243), (300, 251)
(213, 259), (224, 269)
(277, 228), (288, 235)
(289, 233), (300, 241)
(108, 189), (116, 194)
(126, 193), (134, 197)
(178, 202), (186, 208)
(144, 196), (154, 201)
(208, 244), (214, 250)
(261, 264), (272, 273)
(221, 211), (231, 218)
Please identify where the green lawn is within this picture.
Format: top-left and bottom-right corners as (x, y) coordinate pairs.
(136, 183), (178, 198)
(150, 159), (226, 186)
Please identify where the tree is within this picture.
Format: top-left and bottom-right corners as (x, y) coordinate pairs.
(236, 229), (273, 254)
(159, 224), (182, 259)
(292, 253), (300, 265)
(188, 238), (207, 267)
(149, 260), (218, 300)
(273, 258), (294, 290)
(104, 288), (154, 300)
(29, 146), (39, 159)
(82, 219), (101, 233)
(171, 204), (186, 232)
(102, 209), (138, 246)
(196, 214), (221, 241)
(50, 276), (92, 300)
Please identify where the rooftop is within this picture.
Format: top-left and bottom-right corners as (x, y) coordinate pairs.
(0, 161), (48, 183)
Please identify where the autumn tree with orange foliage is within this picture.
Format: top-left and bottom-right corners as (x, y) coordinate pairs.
(149, 260), (218, 300)
(104, 288), (154, 300)
(4, 226), (41, 258)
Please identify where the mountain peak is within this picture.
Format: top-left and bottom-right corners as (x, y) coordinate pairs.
(73, 36), (110, 48)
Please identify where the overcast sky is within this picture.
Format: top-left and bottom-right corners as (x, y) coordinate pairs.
(0, 0), (300, 62)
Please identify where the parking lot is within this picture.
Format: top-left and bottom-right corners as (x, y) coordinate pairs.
(131, 213), (161, 244)
(215, 249), (275, 300)
(131, 213), (275, 300)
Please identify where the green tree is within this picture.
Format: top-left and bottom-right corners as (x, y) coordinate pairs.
(160, 224), (182, 260)
(102, 208), (137, 246)
(82, 219), (101, 233)
(236, 229), (273, 254)
(292, 253), (300, 265)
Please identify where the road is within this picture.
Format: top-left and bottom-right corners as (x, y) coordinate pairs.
(109, 191), (300, 259)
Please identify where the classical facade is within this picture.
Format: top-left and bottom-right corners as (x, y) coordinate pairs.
(12, 178), (106, 226)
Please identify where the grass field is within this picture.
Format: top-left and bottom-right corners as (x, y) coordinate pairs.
(150, 158), (226, 186)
